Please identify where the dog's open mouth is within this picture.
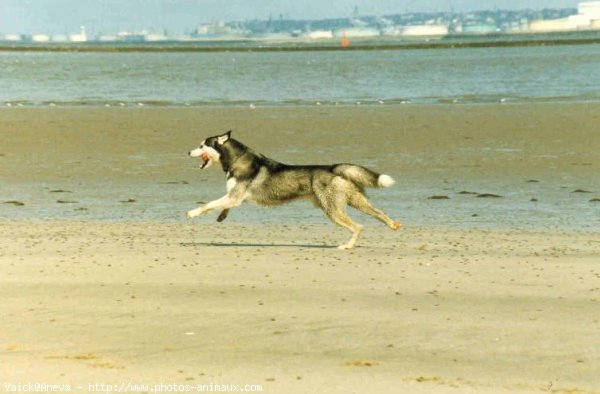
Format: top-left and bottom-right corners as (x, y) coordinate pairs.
(200, 151), (210, 169)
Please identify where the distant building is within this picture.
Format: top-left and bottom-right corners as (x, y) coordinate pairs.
(109, 30), (169, 42)
(579, 1), (600, 18)
(116, 31), (145, 42)
(51, 34), (68, 42)
(254, 32), (293, 41)
(333, 27), (380, 38)
(399, 24), (449, 37)
(2, 33), (22, 42)
(528, 18), (571, 32)
(144, 32), (168, 42)
(528, 1), (600, 32)
(302, 30), (333, 39)
(69, 26), (87, 42)
(333, 17), (380, 38)
(193, 21), (247, 39)
(31, 34), (50, 42)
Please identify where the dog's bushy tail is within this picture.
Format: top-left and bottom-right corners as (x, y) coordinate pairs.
(332, 164), (395, 188)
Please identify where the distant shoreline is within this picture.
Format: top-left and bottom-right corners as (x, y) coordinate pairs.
(2, 36), (600, 52)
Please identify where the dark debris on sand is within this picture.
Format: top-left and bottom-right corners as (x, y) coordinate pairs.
(4, 200), (25, 206)
(57, 200), (78, 204)
(477, 193), (503, 198)
(160, 180), (189, 185)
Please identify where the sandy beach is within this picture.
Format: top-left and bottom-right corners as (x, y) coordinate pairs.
(1, 104), (600, 393)
(1, 221), (599, 393)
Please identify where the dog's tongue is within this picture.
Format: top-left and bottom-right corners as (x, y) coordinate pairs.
(200, 151), (210, 169)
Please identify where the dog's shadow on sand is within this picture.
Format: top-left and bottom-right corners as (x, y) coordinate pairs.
(180, 242), (337, 249)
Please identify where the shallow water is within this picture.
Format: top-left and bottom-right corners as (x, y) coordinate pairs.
(4, 175), (600, 232)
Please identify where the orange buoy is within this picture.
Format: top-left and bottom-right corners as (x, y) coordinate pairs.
(341, 34), (349, 48)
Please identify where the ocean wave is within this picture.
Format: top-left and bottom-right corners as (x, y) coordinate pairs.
(3, 94), (600, 108)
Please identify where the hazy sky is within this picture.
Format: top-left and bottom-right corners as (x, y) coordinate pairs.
(0, 0), (582, 35)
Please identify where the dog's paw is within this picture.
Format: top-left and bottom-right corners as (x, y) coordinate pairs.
(390, 221), (402, 230)
(186, 210), (197, 219)
(216, 209), (229, 222)
(337, 244), (354, 250)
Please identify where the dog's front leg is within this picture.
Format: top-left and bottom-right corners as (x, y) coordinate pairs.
(216, 209), (229, 222)
(187, 195), (228, 219)
(186, 194), (243, 219)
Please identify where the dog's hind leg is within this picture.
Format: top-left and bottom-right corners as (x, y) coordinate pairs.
(315, 181), (363, 250)
(329, 210), (363, 250)
(348, 191), (401, 230)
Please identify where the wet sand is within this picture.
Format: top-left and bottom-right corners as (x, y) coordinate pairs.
(1, 104), (599, 228)
(1, 104), (600, 393)
(2, 103), (600, 184)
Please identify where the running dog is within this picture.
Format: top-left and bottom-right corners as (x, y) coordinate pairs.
(187, 131), (401, 249)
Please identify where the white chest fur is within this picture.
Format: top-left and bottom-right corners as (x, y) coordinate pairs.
(226, 177), (237, 192)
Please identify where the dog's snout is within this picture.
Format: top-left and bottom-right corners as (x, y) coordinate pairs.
(189, 147), (203, 158)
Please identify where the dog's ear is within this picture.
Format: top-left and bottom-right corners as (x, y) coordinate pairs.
(217, 130), (232, 145)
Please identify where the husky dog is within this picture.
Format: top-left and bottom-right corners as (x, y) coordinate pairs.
(187, 131), (401, 249)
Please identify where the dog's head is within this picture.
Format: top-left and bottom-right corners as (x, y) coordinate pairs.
(188, 130), (231, 169)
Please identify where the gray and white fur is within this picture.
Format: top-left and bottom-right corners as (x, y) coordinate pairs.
(187, 131), (401, 249)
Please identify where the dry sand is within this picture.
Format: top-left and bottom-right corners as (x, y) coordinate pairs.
(1, 221), (599, 393)
(1, 104), (600, 393)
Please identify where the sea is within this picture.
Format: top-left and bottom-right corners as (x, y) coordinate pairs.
(2, 43), (600, 107)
